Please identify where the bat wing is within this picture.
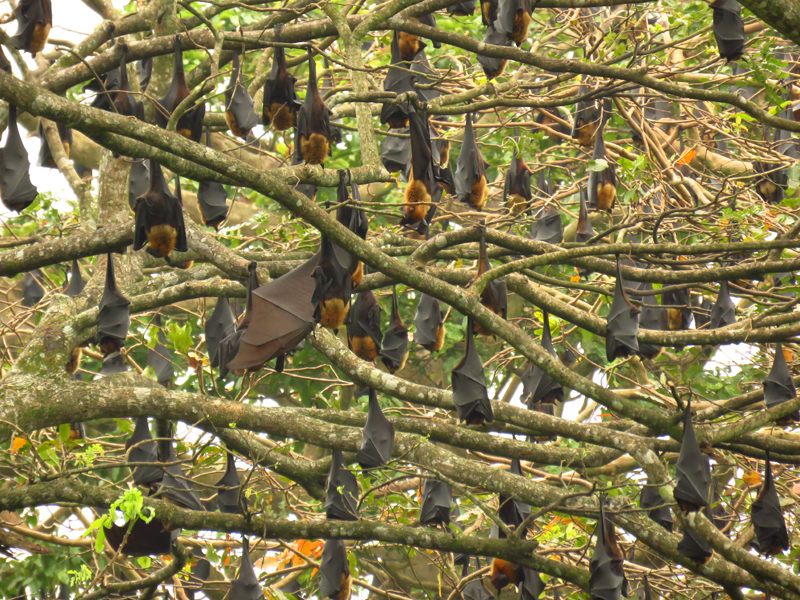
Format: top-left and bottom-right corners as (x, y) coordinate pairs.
(420, 478), (452, 525)
(0, 106), (39, 212)
(65, 259), (85, 297)
(711, 0), (745, 61)
(197, 181), (229, 224)
(605, 263), (640, 360)
(763, 342), (797, 409)
(751, 455), (789, 554)
(105, 517), (178, 557)
(9, 0), (51, 54)
(413, 294), (443, 348)
(126, 417), (163, 486)
(216, 451), (246, 515)
(530, 206), (563, 244)
(673, 401), (711, 510)
(325, 450), (360, 520)
(319, 540), (349, 599)
(156, 462), (204, 511)
(169, 195), (189, 253)
(381, 128), (411, 173)
(205, 298), (237, 367)
(147, 338), (174, 388)
(709, 280), (736, 329)
(451, 322), (493, 422)
(356, 390), (396, 469)
(639, 481), (674, 532)
(132, 198), (150, 251)
(230, 538), (265, 600)
(476, 26), (511, 80)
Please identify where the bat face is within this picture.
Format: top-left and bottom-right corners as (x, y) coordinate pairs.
(0, 105), (39, 213)
(490, 558), (521, 592)
(420, 478), (452, 527)
(589, 497), (628, 600)
(414, 293), (445, 351)
(455, 113), (489, 209)
(587, 131), (616, 213)
(356, 389), (396, 469)
(639, 478), (673, 532)
(155, 36), (206, 142)
(477, 26), (511, 80)
(521, 310), (565, 406)
(496, 0), (533, 46)
(225, 53), (259, 139)
(530, 205), (563, 244)
(217, 451), (247, 515)
(21, 270), (45, 307)
(125, 417), (163, 487)
(263, 29), (301, 131)
(605, 258), (640, 361)
(751, 452), (789, 556)
(146, 316), (174, 388)
(346, 291), (382, 362)
(504, 153), (532, 213)
(711, 0), (745, 62)
(673, 399), (711, 513)
(452, 319), (493, 424)
(133, 161), (188, 260)
(380, 287), (410, 373)
(319, 540), (351, 600)
(295, 50), (334, 165)
(97, 254), (131, 355)
(231, 538), (265, 600)
(9, 0), (52, 55)
(36, 122), (72, 170)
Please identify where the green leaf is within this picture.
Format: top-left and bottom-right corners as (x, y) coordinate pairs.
(587, 159), (608, 172)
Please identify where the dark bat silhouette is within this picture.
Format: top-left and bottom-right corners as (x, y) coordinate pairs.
(216, 451), (247, 515)
(692, 296), (714, 329)
(9, 0), (52, 55)
(447, 0), (476, 15)
(462, 560), (494, 600)
(381, 127), (411, 174)
(146, 315), (174, 388)
(324, 450), (360, 521)
(295, 49), (334, 165)
(676, 503), (714, 564)
(755, 160), (788, 205)
(313, 236), (352, 330)
(662, 287), (692, 332)
(278, 578), (304, 600)
(709, 280), (736, 328)
(36, 122), (72, 169)
(519, 568), (546, 600)
(125, 417), (163, 487)
(572, 86), (602, 147)
(154, 442), (204, 511)
(113, 43), (144, 119)
(530, 205), (563, 244)
(205, 297), (237, 369)
(197, 178), (229, 230)
(401, 104), (440, 232)
(413, 48), (441, 104)
(639, 477), (674, 532)
(763, 342), (799, 423)
(319, 540), (352, 600)
(473, 228), (507, 336)
(356, 389), (396, 469)
(0, 105), (39, 212)
(490, 553), (522, 594)
(674, 399), (710, 512)
(64, 260), (84, 298)
(21, 270), (45, 307)
(521, 310), (565, 406)
(68, 421), (86, 441)
(452, 318), (493, 425)
(477, 25), (512, 80)
(186, 549), (211, 600)
(605, 257), (640, 361)
(414, 293), (445, 351)
(751, 451), (789, 556)
(636, 282), (668, 360)
(230, 538), (265, 600)
(382, 34), (418, 128)
(711, 0), (745, 62)
(104, 516), (178, 557)
(589, 496), (628, 600)
(101, 350), (129, 375)
(155, 35), (206, 142)
(495, 0), (532, 46)
(575, 188), (595, 245)
(335, 170), (369, 287)
(227, 255), (316, 373)
(83, 40), (121, 113)
(225, 52), (259, 139)
(138, 55), (153, 91)
(455, 113), (489, 209)
(504, 150), (532, 213)
(588, 130), (616, 213)
(263, 27), (301, 131)
(217, 263), (259, 378)
(133, 161), (188, 260)
(380, 286), (410, 373)
(97, 254), (131, 356)
(347, 291), (382, 362)
(420, 477), (453, 527)
(498, 458), (531, 535)
(127, 159), (149, 211)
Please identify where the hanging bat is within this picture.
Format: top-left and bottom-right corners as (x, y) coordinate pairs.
(472, 228), (507, 335)
(639, 476), (674, 532)
(420, 477), (453, 527)
(146, 315), (174, 388)
(490, 556), (522, 594)
(97, 254), (131, 356)
(84, 41), (121, 113)
(711, 0), (745, 62)
(401, 104), (440, 231)
(21, 270), (45, 307)
(347, 291), (383, 362)
(227, 255), (318, 374)
(589, 496), (628, 600)
(356, 389), (396, 469)
(225, 52), (259, 139)
(455, 113), (489, 209)
(482, 0), (498, 26)
(498, 458), (531, 534)
(636, 282), (668, 360)
(411, 47), (441, 104)
(504, 149), (532, 213)
(676, 504), (714, 564)
(674, 399), (711, 513)
(155, 35), (206, 142)
(205, 297), (237, 369)
(755, 161), (788, 205)
(295, 49), (335, 165)
(587, 130), (616, 213)
(113, 43), (143, 119)
(477, 25), (512, 80)
(571, 86), (602, 147)
(216, 451), (247, 515)
(63, 259), (84, 297)
(605, 257), (640, 361)
(324, 450), (360, 520)
(186, 549), (211, 600)
(9, 0), (52, 55)
(380, 286), (410, 373)
(36, 122), (72, 169)
(414, 293), (445, 351)
(230, 538), (265, 600)
(335, 170), (369, 286)
(381, 127), (411, 174)
(452, 318), (494, 425)
(127, 159), (150, 211)
(461, 561), (494, 600)
(197, 179), (229, 230)
(661, 287), (693, 331)
(575, 188), (595, 245)
(263, 27), (301, 131)
(155, 443), (205, 511)
(125, 417), (163, 487)
(521, 310), (565, 406)
(65, 344), (83, 375)
(763, 342), (799, 423)
(0, 105), (39, 212)
(133, 161), (188, 261)
(104, 516), (178, 557)
(530, 205), (563, 244)
(288, 153), (318, 202)
(751, 451), (789, 556)
(382, 34), (418, 129)
(313, 236), (352, 330)
(66, 421), (85, 441)
(447, 0), (477, 15)
(518, 569), (546, 600)
(495, 0), (533, 46)
(319, 540), (352, 600)
(709, 280), (736, 328)
(138, 55), (153, 92)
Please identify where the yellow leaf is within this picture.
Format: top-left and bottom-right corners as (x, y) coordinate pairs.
(11, 437), (26, 453)
(570, 275), (580, 283)
(675, 146), (696, 167)
(742, 470), (761, 486)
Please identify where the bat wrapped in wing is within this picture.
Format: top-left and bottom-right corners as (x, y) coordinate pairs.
(230, 538), (265, 600)
(146, 315), (174, 388)
(504, 150), (532, 213)
(401, 104), (440, 232)
(324, 450), (360, 520)
(639, 477), (673, 532)
(9, 0), (51, 55)
(21, 270), (45, 307)
(711, 0), (745, 62)
(263, 26), (301, 131)
(763, 342), (798, 423)
(347, 291), (382, 362)
(0, 105), (39, 212)
(225, 52), (259, 139)
(381, 34), (418, 129)
(676, 503), (714, 564)
(605, 257), (639, 361)
(495, 0), (533, 46)
(104, 516), (178, 557)
(477, 25), (512, 80)
(709, 280), (736, 329)
(133, 162), (188, 261)
(155, 35), (206, 142)
(112, 43), (144, 120)
(455, 113), (489, 209)
(587, 130), (616, 213)
(155, 443), (204, 511)
(295, 49), (335, 165)
(414, 293), (445, 351)
(674, 399), (710, 512)
(64, 259), (84, 297)
(473, 227), (507, 335)
(216, 451), (247, 515)
(572, 86), (602, 148)
(125, 417), (162, 487)
(319, 540), (352, 600)
(636, 283), (668, 360)
(530, 205), (563, 244)
(381, 127), (411, 175)
(452, 319), (493, 425)
(205, 298), (237, 369)
(97, 254), (131, 356)
(447, 0), (476, 14)
(356, 389), (396, 469)
(420, 477), (452, 527)
(497, 458), (531, 535)
(519, 568), (546, 600)
(589, 496), (628, 600)
(662, 286), (693, 332)
(751, 451), (789, 556)
(313, 237), (352, 331)
(380, 286), (410, 373)
(521, 310), (565, 406)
